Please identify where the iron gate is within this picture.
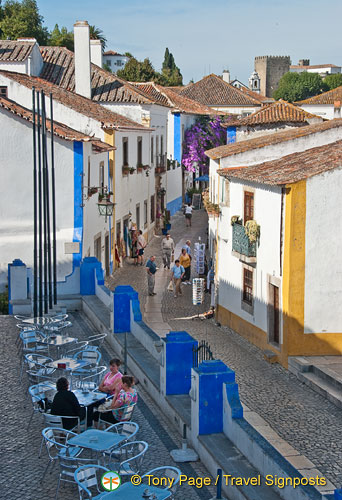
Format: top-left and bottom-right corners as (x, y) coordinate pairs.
(192, 340), (214, 368)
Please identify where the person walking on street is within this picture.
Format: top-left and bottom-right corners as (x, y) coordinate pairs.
(146, 255), (157, 296)
(179, 247), (191, 284)
(161, 233), (174, 269)
(184, 203), (193, 227)
(137, 230), (146, 265)
(182, 240), (191, 258)
(171, 259), (185, 298)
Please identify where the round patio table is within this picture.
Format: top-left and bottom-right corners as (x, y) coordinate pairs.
(22, 317), (51, 326)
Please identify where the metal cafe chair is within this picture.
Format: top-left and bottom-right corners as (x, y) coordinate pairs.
(39, 415), (84, 458)
(74, 464), (110, 500)
(27, 382), (55, 429)
(102, 421), (139, 460)
(98, 403), (136, 430)
(40, 427), (83, 481)
(55, 455), (95, 500)
(86, 333), (107, 349)
(141, 466), (182, 498)
(105, 440), (148, 477)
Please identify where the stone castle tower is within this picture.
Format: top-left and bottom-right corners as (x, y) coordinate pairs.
(254, 55), (291, 97)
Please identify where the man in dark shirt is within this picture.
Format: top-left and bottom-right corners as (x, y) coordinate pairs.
(146, 255), (157, 296)
(51, 377), (86, 430)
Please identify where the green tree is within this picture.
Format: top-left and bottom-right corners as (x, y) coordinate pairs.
(161, 47), (183, 86)
(273, 71), (326, 102)
(0, 0), (49, 44)
(49, 24), (74, 51)
(89, 25), (107, 49)
(117, 56), (161, 82)
(323, 73), (342, 91)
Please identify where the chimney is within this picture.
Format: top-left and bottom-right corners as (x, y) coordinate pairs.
(74, 21), (91, 99)
(222, 70), (230, 83)
(90, 39), (103, 68)
(334, 101), (341, 118)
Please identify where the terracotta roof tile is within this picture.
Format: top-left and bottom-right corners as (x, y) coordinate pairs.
(0, 40), (35, 62)
(222, 100), (323, 127)
(218, 139), (342, 185)
(179, 74), (262, 107)
(39, 46), (154, 104)
(236, 86), (272, 104)
(0, 95), (113, 151)
(103, 50), (124, 56)
(296, 86), (342, 105)
(0, 70), (149, 130)
(206, 118), (342, 160)
(131, 82), (217, 115)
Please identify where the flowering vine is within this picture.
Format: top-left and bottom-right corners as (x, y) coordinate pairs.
(182, 116), (226, 173)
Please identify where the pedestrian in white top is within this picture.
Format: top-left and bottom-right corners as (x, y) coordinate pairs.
(137, 230), (146, 265)
(161, 233), (174, 269)
(184, 203), (193, 227)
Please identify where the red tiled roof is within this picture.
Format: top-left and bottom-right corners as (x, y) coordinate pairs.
(39, 46), (155, 104)
(0, 70), (149, 130)
(0, 40), (35, 62)
(131, 82), (217, 115)
(237, 86), (272, 104)
(290, 64), (339, 69)
(296, 86), (342, 105)
(206, 118), (342, 159)
(222, 100), (323, 127)
(103, 51), (124, 57)
(179, 74), (262, 107)
(218, 139), (342, 185)
(0, 95), (114, 151)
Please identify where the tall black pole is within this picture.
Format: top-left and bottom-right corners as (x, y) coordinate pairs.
(50, 94), (57, 306)
(32, 88), (38, 317)
(42, 92), (53, 309)
(41, 91), (48, 313)
(37, 91), (43, 317)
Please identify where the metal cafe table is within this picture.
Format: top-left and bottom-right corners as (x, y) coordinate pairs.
(73, 390), (106, 429)
(38, 335), (77, 357)
(101, 484), (171, 499)
(45, 357), (91, 389)
(68, 429), (126, 457)
(21, 316), (51, 327)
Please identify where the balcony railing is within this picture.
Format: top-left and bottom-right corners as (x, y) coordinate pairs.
(156, 153), (167, 169)
(232, 223), (256, 258)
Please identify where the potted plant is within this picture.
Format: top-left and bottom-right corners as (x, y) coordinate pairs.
(87, 186), (98, 197)
(137, 164), (143, 173)
(162, 210), (171, 235)
(231, 215), (242, 226)
(122, 165), (130, 175)
(244, 219), (260, 242)
(129, 167), (135, 175)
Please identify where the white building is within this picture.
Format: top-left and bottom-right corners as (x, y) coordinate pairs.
(296, 86), (342, 120)
(205, 118), (342, 367)
(0, 94), (112, 289)
(223, 100), (323, 143)
(103, 50), (129, 72)
(290, 60), (341, 77)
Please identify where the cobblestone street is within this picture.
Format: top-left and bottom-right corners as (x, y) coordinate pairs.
(108, 208), (342, 489)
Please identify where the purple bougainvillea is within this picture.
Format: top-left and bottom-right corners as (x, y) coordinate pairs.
(182, 116), (226, 174)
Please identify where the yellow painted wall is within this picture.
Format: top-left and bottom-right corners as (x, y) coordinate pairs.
(282, 180), (342, 366)
(217, 304), (280, 358)
(104, 129), (116, 271)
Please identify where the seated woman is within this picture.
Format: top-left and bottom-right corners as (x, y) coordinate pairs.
(51, 377), (87, 430)
(93, 375), (137, 426)
(98, 358), (123, 398)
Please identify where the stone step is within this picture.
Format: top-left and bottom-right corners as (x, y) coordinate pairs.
(299, 371), (342, 409)
(312, 364), (342, 391)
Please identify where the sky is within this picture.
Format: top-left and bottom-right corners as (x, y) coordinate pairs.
(39, 0), (342, 85)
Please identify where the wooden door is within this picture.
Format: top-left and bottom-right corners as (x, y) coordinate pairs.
(105, 235), (110, 276)
(269, 284), (280, 344)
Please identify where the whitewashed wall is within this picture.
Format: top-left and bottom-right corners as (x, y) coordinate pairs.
(217, 179), (283, 336)
(304, 168), (342, 333)
(114, 129), (155, 238)
(82, 143), (110, 269)
(219, 126), (342, 168)
(0, 108), (75, 289)
(300, 104), (337, 120)
(210, 105), (260, 114)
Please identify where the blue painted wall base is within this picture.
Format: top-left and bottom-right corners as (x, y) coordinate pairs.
(113, 285), (141, 333)
(167, 195), (183, 216)
(164, 331), (198, 395)
(196, 360), (235, 435)
(80, 257), (104, 295)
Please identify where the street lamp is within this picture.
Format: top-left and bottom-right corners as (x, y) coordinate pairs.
(97, 198), (115, 222)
